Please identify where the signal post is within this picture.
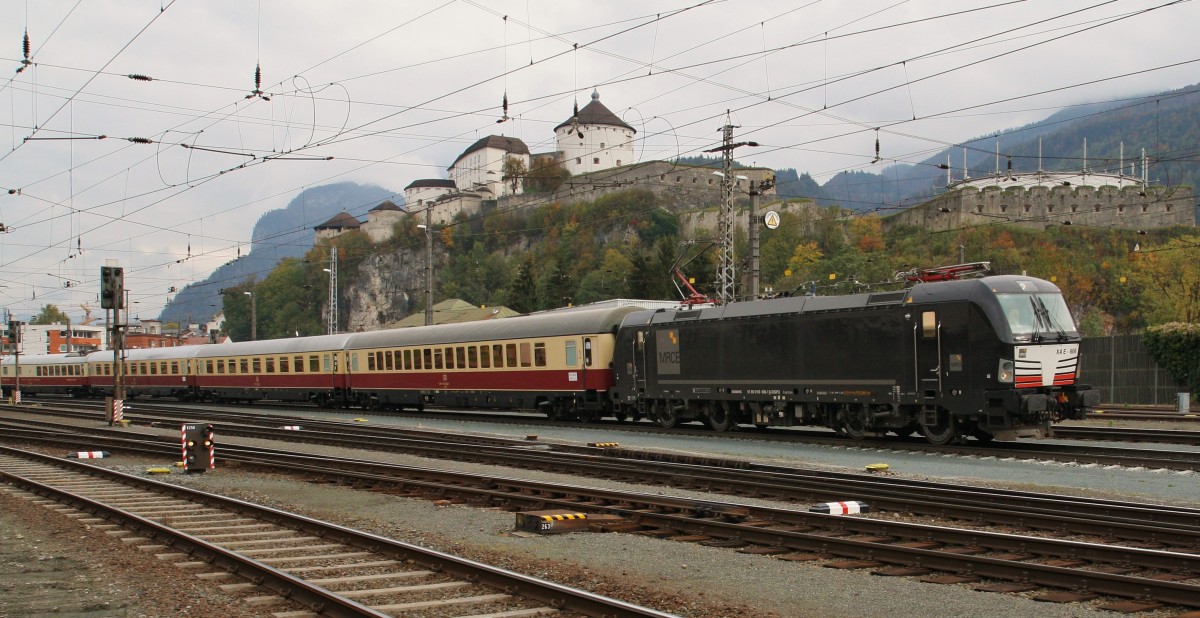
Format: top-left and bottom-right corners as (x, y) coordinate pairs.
(101, 263), (125, 426)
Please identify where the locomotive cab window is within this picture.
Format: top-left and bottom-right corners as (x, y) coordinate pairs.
(921, 312), (937, 338)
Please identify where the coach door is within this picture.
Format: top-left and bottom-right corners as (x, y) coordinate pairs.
(915, 310), (942, 400)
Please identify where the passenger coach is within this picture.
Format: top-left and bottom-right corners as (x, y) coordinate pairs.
(192, 334), (354, 405)
(344, 306), (636, 419)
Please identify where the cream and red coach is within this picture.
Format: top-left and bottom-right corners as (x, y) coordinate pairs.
(343, 306), (636, 420)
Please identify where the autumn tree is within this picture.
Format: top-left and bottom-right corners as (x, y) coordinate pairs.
(1130, 235), (1200, 324)
(31, 304), (70, 324)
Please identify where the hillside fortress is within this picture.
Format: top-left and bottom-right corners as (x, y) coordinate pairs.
(313, 89), (1193, 241)
(885, 171), (1194, 233)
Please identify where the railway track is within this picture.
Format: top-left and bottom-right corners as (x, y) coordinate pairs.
(5, 408), (1200, 542)
(0, 445), (674, 618)
(13, 399), (1200, 461)
(3, 417), (1200, 613)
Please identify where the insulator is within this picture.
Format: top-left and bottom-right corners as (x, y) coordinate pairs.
(127, 137), (153, 144)
(254, 63), (262, 90)
(502, 92), (508, 115)
(127, 74), (154, 81)
(23, 29), (30, 59)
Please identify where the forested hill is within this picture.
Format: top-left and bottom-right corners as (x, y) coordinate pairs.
(157, 182), (399, 325)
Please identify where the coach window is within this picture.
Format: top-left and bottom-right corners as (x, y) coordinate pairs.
(565, 340), (578, 366)
(309, 356), (320, 372)
(206, 360), (213, 374)
(520, 343), (532, 368)
(265, 357), (275, 373)
(505, 344), (518, 367)
(478, 345), (490, 368)
(368, 353), (376, 371)
(584, 338), (594, 367)
(432, 349), (443, 370)
(921, 312), (937, 338)
(493, 344), (504, 367)
(423, 348), (433, 369)
(241, 358), (250, 373)
(456, 347), (466, 369)
(323, 354), (332, 372)
(444, 347), (455, 369)
(171, 362), (179, 374)
(150, 363), (158, 375)
(533, 343), (547, 367)
(280, 357), (290, 373)
(160, 362), (168, 374)
(105, 364), (111, 376)
(386, 350), (395, 371)
(252, 358), (262, 373)
(468, 346), (478, 369)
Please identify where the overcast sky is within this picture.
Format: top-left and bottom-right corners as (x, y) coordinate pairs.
(1, 0), (1196, 322)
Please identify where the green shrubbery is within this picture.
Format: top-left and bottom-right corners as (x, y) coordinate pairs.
(1143, 322), (1200, 395)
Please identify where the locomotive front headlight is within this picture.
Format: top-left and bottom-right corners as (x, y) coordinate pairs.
(998, 360), (1014, 383)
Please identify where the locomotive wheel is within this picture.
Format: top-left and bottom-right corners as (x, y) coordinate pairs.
(920, 409), (961, 445)
(653, 400), (679, 429)
(704, 402), (736, 432)
(840, 404), (869, 440)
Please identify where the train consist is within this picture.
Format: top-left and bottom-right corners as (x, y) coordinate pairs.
(1, 270), (1099, 444)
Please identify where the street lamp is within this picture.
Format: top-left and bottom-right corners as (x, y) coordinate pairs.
(417, 223), (433, 325)
(243, 291), (256, 341)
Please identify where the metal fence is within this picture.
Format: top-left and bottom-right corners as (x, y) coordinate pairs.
(1079, 334), (1188, 406)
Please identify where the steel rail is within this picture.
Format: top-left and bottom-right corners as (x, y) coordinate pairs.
(0, 445), (677, 618)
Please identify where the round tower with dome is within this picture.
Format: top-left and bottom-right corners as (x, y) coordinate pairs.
(554, 89), (636, 176)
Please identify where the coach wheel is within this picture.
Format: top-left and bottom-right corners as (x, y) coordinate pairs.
(652, 400), (678, 429)
(704, 402), (736, 432)
(920, 409), (961, 445)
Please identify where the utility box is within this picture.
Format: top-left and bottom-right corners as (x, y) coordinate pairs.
(1179, 393), (1191, 414)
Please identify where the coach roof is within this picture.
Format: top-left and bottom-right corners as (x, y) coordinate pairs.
(192, 333), (356, 358)
(346, 306), (638, 350)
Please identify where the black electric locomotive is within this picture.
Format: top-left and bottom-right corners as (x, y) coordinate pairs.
(610, 273), (1100, 444)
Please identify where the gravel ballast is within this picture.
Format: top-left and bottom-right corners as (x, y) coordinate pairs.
(2, 409), (1196, 617)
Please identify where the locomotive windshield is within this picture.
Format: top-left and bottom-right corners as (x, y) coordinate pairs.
(996, 292), (1076, 341)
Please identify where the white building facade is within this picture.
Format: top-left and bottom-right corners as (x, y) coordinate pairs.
(554, 90), (636, 176)
(447, 135), (530, 197)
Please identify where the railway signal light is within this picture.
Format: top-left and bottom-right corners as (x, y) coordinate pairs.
(100, 266), (124, 309)
(181, 423), (215, 473)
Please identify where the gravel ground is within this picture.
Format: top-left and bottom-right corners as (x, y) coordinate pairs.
(2, 409), (1198, 617)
